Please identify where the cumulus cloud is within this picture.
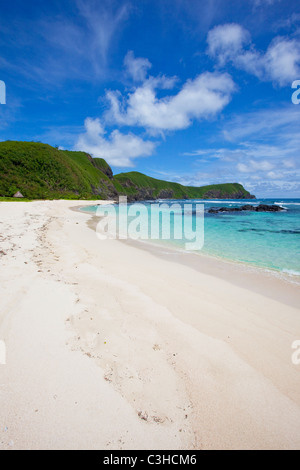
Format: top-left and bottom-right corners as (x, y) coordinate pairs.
(124, 50), (152, 82)
(74, 118), (156, 167)
(264, 37), (300, 86)
(105, 70), (236, 132)
(74, 53), (236, 167)
(207, 23), (250, 66)
(207, 23), (300, 86)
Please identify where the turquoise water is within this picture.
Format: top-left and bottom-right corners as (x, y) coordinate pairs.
(83, 199), (300, 279)
(195, 199), (300, 276)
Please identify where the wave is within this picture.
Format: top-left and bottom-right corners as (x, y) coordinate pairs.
(282, 269), (300, 277)
(238, 228), (300, 234)
(274, 202), (300, 206)
(194, 200), (261, 205)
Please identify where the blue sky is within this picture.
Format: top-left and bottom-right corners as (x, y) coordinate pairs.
(0, 0), (300, 197)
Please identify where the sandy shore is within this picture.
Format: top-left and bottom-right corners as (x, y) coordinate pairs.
(0, 200), (300, 450)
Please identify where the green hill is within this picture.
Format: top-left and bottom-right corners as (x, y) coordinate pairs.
(0, 141), (118, 199)
(114, 171), (254, 200)
(0, 141), (255, 200)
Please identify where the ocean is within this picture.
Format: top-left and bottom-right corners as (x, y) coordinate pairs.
(82, 198), (300, 281)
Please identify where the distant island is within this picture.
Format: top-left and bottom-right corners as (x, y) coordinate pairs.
(0, 141), (255, 201)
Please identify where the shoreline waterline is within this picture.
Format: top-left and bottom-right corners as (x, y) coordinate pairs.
(78, 209), (300, 310)
(77, 197), (300, 283)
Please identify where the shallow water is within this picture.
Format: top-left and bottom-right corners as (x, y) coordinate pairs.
(83, 198), (300, 279)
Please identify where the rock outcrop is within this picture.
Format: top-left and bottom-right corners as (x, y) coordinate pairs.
(208, 204), (284, 214)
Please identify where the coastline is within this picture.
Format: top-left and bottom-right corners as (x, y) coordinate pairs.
(85, 211), (300, 308)
(1, 200), (300, 450)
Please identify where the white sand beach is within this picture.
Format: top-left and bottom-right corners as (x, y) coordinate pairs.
(0, 200), (300, 450)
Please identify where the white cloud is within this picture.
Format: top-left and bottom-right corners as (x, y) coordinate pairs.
(267, 170), (278, 179)
(207, 23), (300, 86)
(237, 163), (249, 173)
(74, 118), (156, 167)
(124, 51), (152, 82)
(207, 24), (250, 65)
(283, 159), (296, 169)
(237, 159), (274, 173)
(106, 71), (236, 132)
(264, 37), (300, 86)
(74, 53), (236, 167)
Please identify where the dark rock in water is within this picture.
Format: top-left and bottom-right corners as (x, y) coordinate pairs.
(255, 204), (284, 212)
(241, 205), (256, 211)
(209, 207), (241, 213)
(208, 204), (284, 214)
